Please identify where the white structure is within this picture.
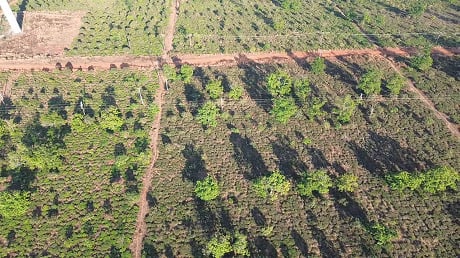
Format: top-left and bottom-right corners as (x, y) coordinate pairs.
(0, 0), (21, 34)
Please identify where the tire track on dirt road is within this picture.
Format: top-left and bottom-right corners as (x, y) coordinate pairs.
(129, 0), (179, 257)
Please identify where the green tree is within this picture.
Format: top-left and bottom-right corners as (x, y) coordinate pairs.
(311, 57), (326, 74)
(385, 171), (424, 191)
(297, 170), (333, 197)
(422, 166), (459, 194)
(337, 173), (359, 192)
(367, 223), (397, 246)
(411, 53), (433, 71)
(163, 65), (177, 81)
(40, 112), (67, 127)
(270, 97), (298, 124)
(197, 102), (220, 127)
(180, 64), (194, 83)
(0, 191), (30, 218)
(206, 80), (224, 99)
(206, 235), (233, 258)
(386, 74), (406, 95)
(253, 171), (291, 201)
(70, 114), (88, 133)
(280, 0), (301, 11)
(233, 232), (250, 256)
(358, 69), (382, 96)
(100, 107), (124, 131)
(407, 3), (427, 17)
(228, 86), (244, 100)
(305, 98), (326, 121)
(293, 79), (311, 101)
(195, 176), (220, 201)
(0, 120), (9, 147)
(267, 70), (292, 97)
(26, 146), (63, 172)
(333, 95), (358, 125)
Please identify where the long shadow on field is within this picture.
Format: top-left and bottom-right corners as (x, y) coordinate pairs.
(424, 34), (459, 48)
(181, 144), (207, 183)
(189, 239), (204, 258)
(218, 207), (234, 232)
(272, 135), (308, 182)
(194, 198), (217, 237)
(432, 55), (460, 79)
(0, 97), (15, 120)
(306, 210), (341, 257)
(7, 166), (37, 191)
(348, 131), (431, 177)
(330, 188), (369, 225)
(324, 59), (357, 87)
(251, 207), (266, 226)
(308, 148), (331, 169)
(376, 1), (405, 16)
(230, 132), (269, 180)
(212, 70), (232, 92)
(445, 201), (460, 226)
(236, 54), (276, 112)
(142, 242), (160, 258)
(48, 95), (69, 119)
(184, 84), (204, 115)
(291, 229), (309, 256)
(194, 67), (211, 90)
(252, 236), (278, 258)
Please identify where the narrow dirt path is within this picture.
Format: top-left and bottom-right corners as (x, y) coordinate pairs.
(163, 0), (179, 56)
(385, 59), (460, 138)
(129, 72), (166, 257)
(129, 0), (179, 257)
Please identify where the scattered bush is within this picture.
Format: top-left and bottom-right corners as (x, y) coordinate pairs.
(163, 65), (177, 81)
(367, 223), (397, 246)
(305, 98), (326, 121)
(311, 57), (326, 74)
(195, 176), (220, 201)
(253, 170), (291, 201)
(270, 97), (298, 124)
(411, 53), (433, 71)
(100, 107), (124, 131)
(297, 170), (333, 197)
(228, 86), (244, 100)
(180, 65), (194, 83)
(385, 74), (406, 95)
(337, 173), (359, 192)
(293, 79), (311, 101)
(197, 102), (220, 127)
(333, 95), (358, 125)
(358, 69), (382, 96)
(206, 235), (233, 258)
(267, 71), (292, 97)
(0, 191), (30, 218)
(206, 80), (224, 99)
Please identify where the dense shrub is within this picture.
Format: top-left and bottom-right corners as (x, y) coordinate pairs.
(297, 170), (333, 197)
(194, 176), (220, 201)
(253, 171), (291, 201)
(197, 102), (220, 127)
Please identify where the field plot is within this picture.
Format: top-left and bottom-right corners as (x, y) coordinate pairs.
(173, 0), (370, 54)
(406, 55), (460, 124)
(334, 0), (460, 48)
(143, 57), (459, 257)
(0, 70), (159, 257)
(25, 0), (170, 56)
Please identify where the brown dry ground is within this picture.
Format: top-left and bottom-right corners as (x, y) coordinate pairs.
(0, 11), (84, 57)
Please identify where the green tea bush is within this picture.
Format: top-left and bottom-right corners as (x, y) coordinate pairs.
(253, 171), (291, 201)
(297, 170), (333, 197)
(195, 176), (220, 201)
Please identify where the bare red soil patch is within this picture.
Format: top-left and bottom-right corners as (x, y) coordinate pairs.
(0, 11), (84, 58)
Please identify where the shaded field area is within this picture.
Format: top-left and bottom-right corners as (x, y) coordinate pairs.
(173, 0), (459, 54)
(143, 55), (459, 257)
(0, 70), (159, 256)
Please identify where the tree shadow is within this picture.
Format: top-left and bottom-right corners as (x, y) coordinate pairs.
(73, 97), (95, 117)
(0, 97), (15, 120)
(308, 147), (331, 169)
(348, 131), (432, 177)
(194, 198), (216, 237)
(445, 201), (459, 226)
(272, 135), (308, 182)
(324, 59), (357, 86)
(182, 144), (207, 183)
(330, 189), (369, 225)
(212, 70), (232, 92)
(142, 242), (160, 258)
(432, 55), (459, 79)
(8, 166), (37, 191)
(251, 207), (266, 226)
(253, 236), (278, 257)
(165, 244), (174, 258)
(218, 207), (234, 232)
(291, 229), (309, 256)
(306, 210), (340, 257)
(100, 86), (117, 110)
(189, 239), (204, 258)
(286, 50), (310, 70)
(230, 132), (269, 180)
(236, 54), (276, 112)
(184, 84), (204, 115)
(193, 67), (210, 90)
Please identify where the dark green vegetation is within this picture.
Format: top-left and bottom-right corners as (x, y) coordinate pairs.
(25, 0), (169, 56)
(174, 0), (459, 53)
(0, 70), (159, 256)
(143, 54), (459, 257)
